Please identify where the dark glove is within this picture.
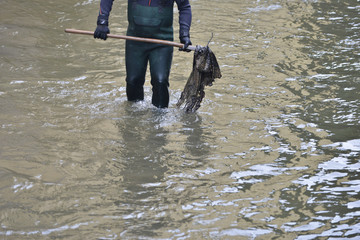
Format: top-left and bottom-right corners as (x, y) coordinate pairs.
(94, 15), (110, 40)
(179, 31), (192, 52)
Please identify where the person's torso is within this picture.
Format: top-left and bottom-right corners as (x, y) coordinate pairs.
(127, 0), (174, 40)
(130, 0), (174, 8)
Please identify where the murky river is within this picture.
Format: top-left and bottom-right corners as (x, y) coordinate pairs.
(1, 0), (359, 239)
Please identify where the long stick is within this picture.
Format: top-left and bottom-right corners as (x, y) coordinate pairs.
(65, 29), (196, 51)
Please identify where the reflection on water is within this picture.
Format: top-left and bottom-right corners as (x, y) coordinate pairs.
(1, 0), (359, 239)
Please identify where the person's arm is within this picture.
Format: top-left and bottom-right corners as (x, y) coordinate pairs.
(176, 0), (192, 51)
(94, 0), (115, 40)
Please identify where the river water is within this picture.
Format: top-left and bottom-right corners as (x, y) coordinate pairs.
(1, 0), (359, 239)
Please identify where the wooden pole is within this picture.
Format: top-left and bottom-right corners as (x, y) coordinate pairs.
(65, 29), (196, 51)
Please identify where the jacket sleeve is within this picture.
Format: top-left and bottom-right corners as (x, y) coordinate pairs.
(176, 0), (192, 36)
(99, 0), (115, 19)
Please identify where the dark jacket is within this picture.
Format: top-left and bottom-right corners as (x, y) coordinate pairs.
(98, 0), (192, 36)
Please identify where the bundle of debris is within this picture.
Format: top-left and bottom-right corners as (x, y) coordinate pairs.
(176, 45), (222, 112)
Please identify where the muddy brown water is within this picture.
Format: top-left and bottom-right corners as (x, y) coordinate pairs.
(1, 0), (359, 239)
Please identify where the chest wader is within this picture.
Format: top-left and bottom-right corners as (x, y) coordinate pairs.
(126, 2), (174, 108)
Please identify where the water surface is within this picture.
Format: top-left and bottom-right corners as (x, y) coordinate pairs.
(0, 0), (359, 239)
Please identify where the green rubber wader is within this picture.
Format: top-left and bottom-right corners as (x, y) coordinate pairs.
(126, 3), (174, 108)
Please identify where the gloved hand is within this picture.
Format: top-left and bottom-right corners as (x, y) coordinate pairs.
(94, 15), (110, 40)
(179, 31), (192, 52)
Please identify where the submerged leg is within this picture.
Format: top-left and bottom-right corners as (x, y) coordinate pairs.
(149, 45), (173, 108)
(125, 40), (148, 102)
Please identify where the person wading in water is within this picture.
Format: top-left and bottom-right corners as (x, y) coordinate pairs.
(94, 0), (192, 108)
